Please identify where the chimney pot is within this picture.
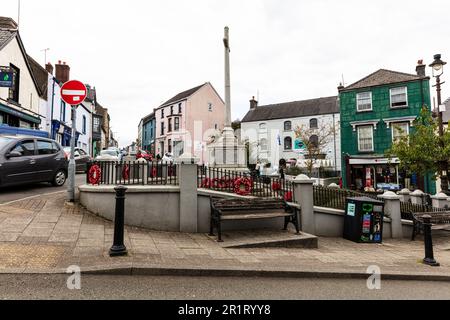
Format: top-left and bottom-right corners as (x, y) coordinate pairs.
(416, 59), (426, 77)
(55, 61), (70, 83)
(250, 97), (258, 110)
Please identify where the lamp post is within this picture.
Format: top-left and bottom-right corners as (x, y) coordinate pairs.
(429, 54), (448, 194)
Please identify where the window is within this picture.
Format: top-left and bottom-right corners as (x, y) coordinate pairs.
(19, 120), (31, 129)
(168, 118), (172, 133)
(392, 122), (409, 142)
(174, 117), (180, 131)
(284, 121), (292, 131)
(390, 87), (408, 108)
(171, 106), (174, 115)
(259, 123), (267, 131)
(168, 139), (172, 153)
(173, 141), (184, 157)
(358, 126), (374, 152)
(310, 118), (318, 129)
(93, 116), (101, 133)
(161, 109), (165, 119)
(0, 114), (4, 124)
(11, 140), (35, 156)
(260, 139), (268, 151)
(357, 92), (372, 112)
(161, 122), (165, 135)
(284, 137), (292, 150)
(37, 140), (55, 155)
(215, 124), (218, 130)
(208, 103), (213, 112)
(60, 101), (66, 122)
(309, 135), (319, 149)
(82, 115), (87, 134)
(8, 64), (20, 103)
(178, 103), (182, 114)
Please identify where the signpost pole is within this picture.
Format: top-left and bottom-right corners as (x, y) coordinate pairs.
(68, 105), (77, 202)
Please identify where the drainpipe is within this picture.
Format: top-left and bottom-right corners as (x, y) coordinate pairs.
(50, 77), (55, 139)
(333, 113), (338, 172)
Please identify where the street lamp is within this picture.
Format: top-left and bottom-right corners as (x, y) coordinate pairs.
(429, 54), (448, 193)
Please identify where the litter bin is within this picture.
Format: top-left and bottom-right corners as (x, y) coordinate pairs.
(343, 197), (385, 244)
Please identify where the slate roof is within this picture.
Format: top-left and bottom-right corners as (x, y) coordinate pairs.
(161, 83), (206, 107)
(340, 69), (428, 92)
(0, 17), (18, 50)
(27, 55), (48, 100)
(241, 96), (339, 123)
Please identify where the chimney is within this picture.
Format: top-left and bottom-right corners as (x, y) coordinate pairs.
(250, 96), (258, 109)
(55, 60), (70, 83)
(45, 63), (54, 75)
(337, 83), (345, 91)
(416, 60), (426, 77)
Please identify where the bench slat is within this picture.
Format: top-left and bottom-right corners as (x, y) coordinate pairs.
(221, 213), (293, 220)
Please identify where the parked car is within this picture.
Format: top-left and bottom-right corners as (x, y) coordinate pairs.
(162, 152), (174, 163)
(0, 136), (68, 187)
(63, 147), (92, 173)
(107, 147), (123, 161)
(95, 150), (120, 162)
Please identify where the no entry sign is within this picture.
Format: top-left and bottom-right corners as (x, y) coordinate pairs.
(61, 80), (87, 105)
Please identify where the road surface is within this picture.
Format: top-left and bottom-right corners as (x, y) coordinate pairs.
(0, 274), (449, 300)
(0, 174), (85, 204)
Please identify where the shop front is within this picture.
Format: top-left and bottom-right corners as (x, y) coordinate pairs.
(51, 120), (80, 147)
(345, 156), (435, 193)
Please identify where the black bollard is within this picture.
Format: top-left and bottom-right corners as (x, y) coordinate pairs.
(422, 215), (440, 267)
(109, 185), (128, 257)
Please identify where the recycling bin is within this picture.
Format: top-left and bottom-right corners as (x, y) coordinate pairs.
(343, 197), (385, 244)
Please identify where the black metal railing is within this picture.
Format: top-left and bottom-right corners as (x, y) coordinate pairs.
(86, 161), (178, 186)
(400, 201), (448, 221)
(197, 165), (295, 201)
(313, 185), (380, 210)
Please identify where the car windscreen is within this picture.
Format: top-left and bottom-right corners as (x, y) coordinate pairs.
(101, 151), (118, 157)
(0, 137), (15, 150)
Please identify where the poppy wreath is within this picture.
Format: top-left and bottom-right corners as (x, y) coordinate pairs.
(220, 177), (232, 189)
(272, 182), (282, 191)
(201, 178), (212, 188)
(234, 177), (252, 196)
(151, 167), (157, 178)
(211, 178), (224, 189)
(284, 191), (293, 202)
(122, 165), (130, 180)
(88, 165), (101, 185)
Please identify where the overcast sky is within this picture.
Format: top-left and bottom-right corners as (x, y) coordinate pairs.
(3, 0), (450, 146)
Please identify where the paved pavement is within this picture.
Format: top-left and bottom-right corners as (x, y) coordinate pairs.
(0, 192), (449, 278)
(0, 174), (85, 204)
(1, 274), (450, 300)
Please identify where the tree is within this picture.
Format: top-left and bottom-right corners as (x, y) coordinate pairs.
(386, 106), (450, 181)
(294, 122), (337, 176)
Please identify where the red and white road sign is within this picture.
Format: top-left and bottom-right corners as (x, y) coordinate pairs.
(60, 80), (87, 105)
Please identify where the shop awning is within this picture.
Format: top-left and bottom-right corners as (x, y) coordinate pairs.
(349, 157), (400, 165)
(0, 102), (41, 124)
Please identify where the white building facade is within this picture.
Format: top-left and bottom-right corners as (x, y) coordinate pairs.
(241, 96), (341, 172)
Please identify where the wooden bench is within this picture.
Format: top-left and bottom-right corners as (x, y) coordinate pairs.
(209, 197), (300, 242)
(411, 211), (450, 241)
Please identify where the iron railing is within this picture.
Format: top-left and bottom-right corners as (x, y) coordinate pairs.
(86, 161), (178, 186)
(197, 165), (295, 201)
(400, 201), (448, 221)
(313, 185), (380, 210)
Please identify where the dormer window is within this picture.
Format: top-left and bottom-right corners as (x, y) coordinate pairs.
(390, 87), (408, 108)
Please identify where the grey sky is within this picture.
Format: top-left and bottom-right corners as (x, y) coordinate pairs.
(3, 0), (450, 146)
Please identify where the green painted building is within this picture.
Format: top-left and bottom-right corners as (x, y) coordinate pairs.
(339, 66), (436, 194)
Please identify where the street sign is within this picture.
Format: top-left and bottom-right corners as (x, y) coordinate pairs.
(0, 71), (13, 88)
(60, 80), (87, 105)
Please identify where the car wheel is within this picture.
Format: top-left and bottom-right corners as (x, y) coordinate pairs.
(52, 170), (67, 187)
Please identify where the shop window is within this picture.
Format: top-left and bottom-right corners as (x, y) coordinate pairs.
(19, 120), (31, 129)
(358, 126), (374, 152)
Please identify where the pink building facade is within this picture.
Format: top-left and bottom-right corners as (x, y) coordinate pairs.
(155, 82), (225, 163)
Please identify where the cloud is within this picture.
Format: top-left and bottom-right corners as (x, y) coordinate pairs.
(2, 0), (449, 146)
